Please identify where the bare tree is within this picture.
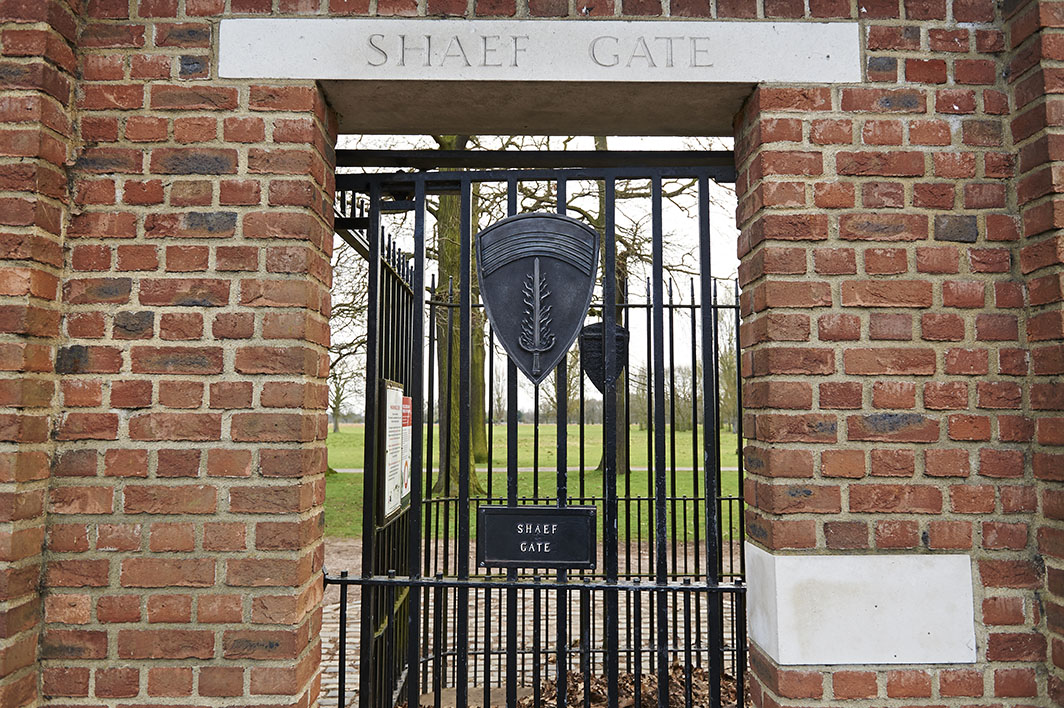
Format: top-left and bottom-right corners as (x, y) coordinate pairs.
(329, 359), (362, 433)
(329, 224), (369, 434)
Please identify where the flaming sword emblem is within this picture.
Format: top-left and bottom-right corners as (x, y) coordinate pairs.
(519, 257), (555, 377)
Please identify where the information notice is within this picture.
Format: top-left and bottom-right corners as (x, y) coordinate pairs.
(382, 383), (404, 518)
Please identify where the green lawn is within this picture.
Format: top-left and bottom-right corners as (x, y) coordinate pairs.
(324, 423), (743, 541)
(326, 423), (740, 470)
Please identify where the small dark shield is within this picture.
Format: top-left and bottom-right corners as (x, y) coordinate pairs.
(578, 322), (629, 393)
(476, 213), (600, 385)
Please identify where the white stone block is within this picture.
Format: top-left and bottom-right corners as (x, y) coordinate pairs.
(745, 543), (977, 665)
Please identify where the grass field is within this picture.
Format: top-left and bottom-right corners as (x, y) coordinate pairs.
(324, 423), (743, 541)
(326, 423), (740, 470)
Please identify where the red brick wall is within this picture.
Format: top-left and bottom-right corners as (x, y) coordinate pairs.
(0, 1), (78, 706)
(37, 2), (336, 704)
(0, 0), (1059, 705)
(733, 0), (1049, 701)
(1008, 0), (1064, 702)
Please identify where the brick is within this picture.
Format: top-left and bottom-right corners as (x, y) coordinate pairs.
(130, 346), (223, 374)
(921, 313), (964, 341)
(123, 485), (216, 514)
(839, 213), (927, 241)
(208, 449), (253, 477)
(104, 449), (149, 477)
(983, 597), (1025, 626)
(97, 594), (141, 623)
(174, 116), (217, 143)
(810, 119), (852, 144)
(150, 148), (238, 174)
(832, 671), (876, 699)
(97, 524), (142, 551)
(872, 381), (915, 408)
(42, 666), (89, 697)
(819, 382), (862, 408)
(886, 669), (932, 698)
(146, 594), (193, 623)
(200, 666), (244, 697)
(118, 629), (214, 659)
(925, 448), (970, 477)
(876, 519), (919, 548)
(157, 448), (202, 477)
(927, 520), (972, 549)
(159, 312), (204, 340)
(842, 280), (930, 307)
(813, 248), (856, 274)
(147, 665), (194, 696)
(980, 449), (1024, 478)
(96, 667), (140, 698)
(837, 151), (924, 176)
(121, 558), (214, 587)
(843, 348), (935, 375)
(204, 522), (246, 552)
(994, 668), (1037, 697)
(983, 521), (1028, 550)
(149, 522), (195, 551)
(980, 559), (1042, 588)
(870, 448), (914, 476)
(813, 182), (854, 208)
(948, 414), (992, 441)
(841, 88), (925, 113)
(850, 484), (942, 512)
(220, 180), (262, 206)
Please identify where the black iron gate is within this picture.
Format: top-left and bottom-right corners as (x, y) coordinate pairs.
(324, 150), (746, 708)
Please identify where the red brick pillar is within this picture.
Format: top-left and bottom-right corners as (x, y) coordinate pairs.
(44, 5), (334, 702)
(1008, 0), (1064, 702)
(0, 1), (77, 706)
(736, 20), (1040, 699)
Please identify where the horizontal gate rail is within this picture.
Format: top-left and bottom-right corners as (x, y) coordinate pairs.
(324, 575), (746, 593)
(336, 149), (736, 175)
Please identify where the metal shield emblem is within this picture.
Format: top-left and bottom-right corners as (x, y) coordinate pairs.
(578, 322), (629, 393)
(476, 213), (600, 385)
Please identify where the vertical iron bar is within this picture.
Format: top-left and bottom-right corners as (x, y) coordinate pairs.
(683, 584), (693, 708)
(555, 177), (569, 708)
(651, 176), (669, 708)
(456, 177), (472, 707)
(488, 329), (495, 501)
(506, 178), (519, 708)
(442, 280), (455, 576)
(339, 574), (348, 708)
(698, 175), (724, 708)
(433, 581), (444, 708)
(712, 280), (722, 581)
(633, 582), (642, 708)
(644, 279), (654, 579)
(603, 178), (620, 708)
(668, 280), (678, 584)
(406, 179), (427, 708)
(358, 184), (382, 708)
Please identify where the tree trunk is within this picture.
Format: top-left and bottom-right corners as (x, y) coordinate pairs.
(471, 182), (490, 464)
(471, 310), (489, 463)
(592, 136), (630, 476)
